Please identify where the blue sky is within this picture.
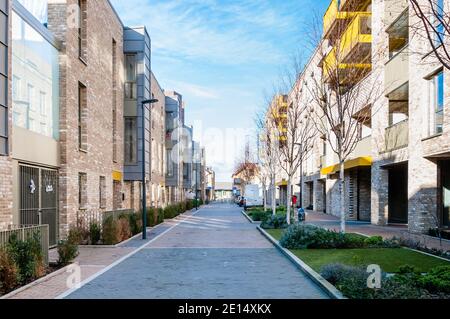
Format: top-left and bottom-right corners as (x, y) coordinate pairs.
(111, 0), (329, 182)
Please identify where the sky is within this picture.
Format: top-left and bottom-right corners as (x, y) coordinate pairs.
(111, 0), (329, 182)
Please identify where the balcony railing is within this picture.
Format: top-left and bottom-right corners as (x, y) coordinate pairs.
(385, 46), (409, 94)
(352, 135), (371, 158)
(323, 0), (354, 37)
(385, 119), (409, 151)
(339, 12), (372, 59)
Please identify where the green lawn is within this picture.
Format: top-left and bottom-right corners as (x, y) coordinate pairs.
(292, 248), (449, 273)
(266, 228), (284, 241)
(263, 228), (449, 273)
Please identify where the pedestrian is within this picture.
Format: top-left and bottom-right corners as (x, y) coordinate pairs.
(291, 195), (297, 208)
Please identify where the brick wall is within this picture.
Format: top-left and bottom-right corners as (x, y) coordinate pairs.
(48, 0), (125, 237)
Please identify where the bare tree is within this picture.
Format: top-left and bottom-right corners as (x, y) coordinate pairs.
(268, 55), (317, 225)
(304, 1), (382, 232)
(410, 0), (450, 69)
(255, 106), (280, 216)
(233, 141), (258, 197)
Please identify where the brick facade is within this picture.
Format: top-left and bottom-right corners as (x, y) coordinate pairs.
(48, 0), (125, 237)
(292, 0), (450, 234)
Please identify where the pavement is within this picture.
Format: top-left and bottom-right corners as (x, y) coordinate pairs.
(6, 203), (328, 299)
(305, 211), (450, 251)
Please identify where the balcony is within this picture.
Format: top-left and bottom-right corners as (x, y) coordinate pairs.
(323, 0), (354, 38)
(385, 47), (409, 94)
(385, 119), (409, 152)
(351, 135), (371, 158)
(340, 13), (372, 61)
(323, 47), (371, 83)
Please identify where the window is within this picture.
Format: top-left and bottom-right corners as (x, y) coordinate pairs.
(12, 76), (20, 99)
(17, 0), (48, 25)
(39, 91), (46, 115)
(78, 0), (87, 61)
(387, 10), (409, 59)
(79, 172), (87, 209)
(27, 84), (35, 110)
(112, 39), (117, 162)
(125, 55), (137, 99)
(124, 117), (137, 164)
(12, 12), (59, 139)
(78, 83), (87, 151)
(167, 151), (173, 176)
(99, 176), (106, 208)
(433, 0), (445, 47)
(429, 70), (444, 135)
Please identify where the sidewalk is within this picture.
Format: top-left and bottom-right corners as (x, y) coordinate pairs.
(2, 214), (190, 299)
(305, 211), (450, 252)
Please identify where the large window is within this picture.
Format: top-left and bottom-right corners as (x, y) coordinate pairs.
(387, 10), (409, 59)
(429, 70), (444, 135)
(124, 117), (137, 164)
(17, 0), (48, 25)
(11, 12), (59, 139)
(167, 151), (173, 176)
(125, 54), (137, 100)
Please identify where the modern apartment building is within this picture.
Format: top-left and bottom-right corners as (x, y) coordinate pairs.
(150, 71), (166, 208)
(293, 0), (450, 234)
(0, 0), (210, 245)
(47, 0), (125, 240)
(165, 90), (184, 203)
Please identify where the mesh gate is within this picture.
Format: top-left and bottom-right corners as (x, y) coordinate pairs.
(20, 165), (58, 246)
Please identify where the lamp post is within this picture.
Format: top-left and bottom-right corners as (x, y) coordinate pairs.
(141, 98), (158, 240)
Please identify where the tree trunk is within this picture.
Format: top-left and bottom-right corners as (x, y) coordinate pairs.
(263, 181), (267, 212)
(271, 176), (276, 216)
(286, 178), (292, 225)
(339, 162), (346, 233)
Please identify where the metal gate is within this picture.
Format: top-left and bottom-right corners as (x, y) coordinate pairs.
(20, 165), (58, 246)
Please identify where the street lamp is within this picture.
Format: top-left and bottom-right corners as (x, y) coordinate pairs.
(141, 98), (159, 240)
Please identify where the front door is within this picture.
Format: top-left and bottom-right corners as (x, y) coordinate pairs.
(442, 160), (450, 227)
(388, 164), (408, 224)
(20, 165), (58, 246)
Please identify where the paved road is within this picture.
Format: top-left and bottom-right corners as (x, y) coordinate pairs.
(65, 203), (328, 299)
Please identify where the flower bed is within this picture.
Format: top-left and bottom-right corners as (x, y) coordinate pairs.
(264, 225), (450, 299)
(71, 200), (199, 246)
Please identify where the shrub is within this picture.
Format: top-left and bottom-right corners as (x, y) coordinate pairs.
(102, 216), (120, 245)
(157, 208), (164, 224)
(364, 236), (383, 246)
(127, 213), (142, 235)
(250, 210), (270, 222)
(117, 217), (132, 242)
(0, 249), (19, 294)
(57, 239), (79, 266)
(279, 224), (368, 249)
(7, 233), (45, 284)
(89, 221), (101, 245)
(418, 266), (450, 294)
(67, 226), (89, 245)
(261, 215), (288, 229)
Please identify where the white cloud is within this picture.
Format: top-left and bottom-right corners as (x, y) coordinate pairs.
(111, 0), (301, 65)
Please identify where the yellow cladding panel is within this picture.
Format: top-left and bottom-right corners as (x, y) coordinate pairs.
(112, 170), (123, 181)
(320, 156), (372, 175)
(323, 0), (339, 35)
(339, 12), (372, 58)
